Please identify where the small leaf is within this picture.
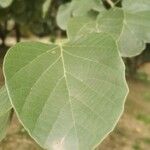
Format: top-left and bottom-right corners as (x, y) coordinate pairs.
(0, 85), (11, 141)
(57, 2), (73, 30)
(57, 0), (104, 30)
(71, 0), (104, 16)
(97, 8), (124, 40)
(4, 34), (128, 150)
(0, 0), (13, 8)
(69, 5), (150, 57)
(42, 0), (52, 18)
(67, 16), (97, 40)
(0, 86), (12, 117)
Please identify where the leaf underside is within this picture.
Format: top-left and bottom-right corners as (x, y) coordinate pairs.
(56, 0), (104, 30)
(0, 86), (12, 116)
(4, 33), (128, 150)
(0, 85), (11, 141)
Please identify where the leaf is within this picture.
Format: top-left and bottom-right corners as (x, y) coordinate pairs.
(97, 1), (150, 57)
(120, 0), (150, 56)
(0, 111), (10, 141)
(57, 0), (104, 30)
(0, 86), (12, 116)
(0, 0), (13, 8)
(0, 85), (11, 141)
(4, 34), (128, 150)
(97, 8), (124, 40)
(67, 16), (97, 40)
(56, 2), (73, 30)
(69, 4), (150, 57)
(42, 0), (52, 18)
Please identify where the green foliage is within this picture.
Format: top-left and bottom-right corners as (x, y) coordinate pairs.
(133, 141), (141, 150)
(136, 113), (150, 124)
(0, 0), (13, 8)
(0, 111), (10, 141)
(0, 86), (11, 116)
(143, 92), (150, 102)
(0, 86), (11, 141)
(57, 0), (104, 30)
(66, 0), (150, 57)
(43, 0), (52, 18)
(0, 0), (150, 150)
(4, 33), (128, 150)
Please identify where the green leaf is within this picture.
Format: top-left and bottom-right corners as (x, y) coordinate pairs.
(97, 1), (150, 57)
(0, 86), (11, 141)
(71, 0), (104, 16)
(0, 86), (12, 116)
(56, 2), (73, 30)
(42, 0), (52, 18)
(4, 34), (128, 150)
(0, 111), (10, 141)
(97, 8), (124, 40)
(0, 0), (13, 8)
(57, 0), (104, 30)
(120, 0), (150, 56)
(67, 16), (97, 40)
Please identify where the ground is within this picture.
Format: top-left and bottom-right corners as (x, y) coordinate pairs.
(0, 43), (149, 150)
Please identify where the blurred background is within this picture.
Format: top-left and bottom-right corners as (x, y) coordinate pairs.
(0, 0), (150, 150)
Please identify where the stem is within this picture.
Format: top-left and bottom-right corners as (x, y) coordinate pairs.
(14, 23), (21, 43)
(106, 0), (115, 7)
(114, 0), (121, 5)
(10, 108), (14, 123)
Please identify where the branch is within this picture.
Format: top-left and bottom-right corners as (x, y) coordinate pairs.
(106, 0), (115, 7)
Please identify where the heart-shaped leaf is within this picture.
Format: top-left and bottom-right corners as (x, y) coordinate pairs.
(42, 0), (52, 18)
(67, 16), (97, 40)
(0, 86), (11, 141)
(4, 33), (128, 150)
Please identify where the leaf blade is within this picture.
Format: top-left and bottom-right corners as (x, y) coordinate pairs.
(0, 111), (10, 141)
(4, 34), (128, 150)
(0, 86), (12, 116)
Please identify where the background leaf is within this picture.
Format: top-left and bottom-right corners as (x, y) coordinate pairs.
(0, 0), (13, 8)
(119, 0), (150, 56)
(42, 0), (52, 18)
(97, 0), (150, 57)
(56, 2), (73, 30)
(57, 0), (104, 30)
(4, 33), (128, 150)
